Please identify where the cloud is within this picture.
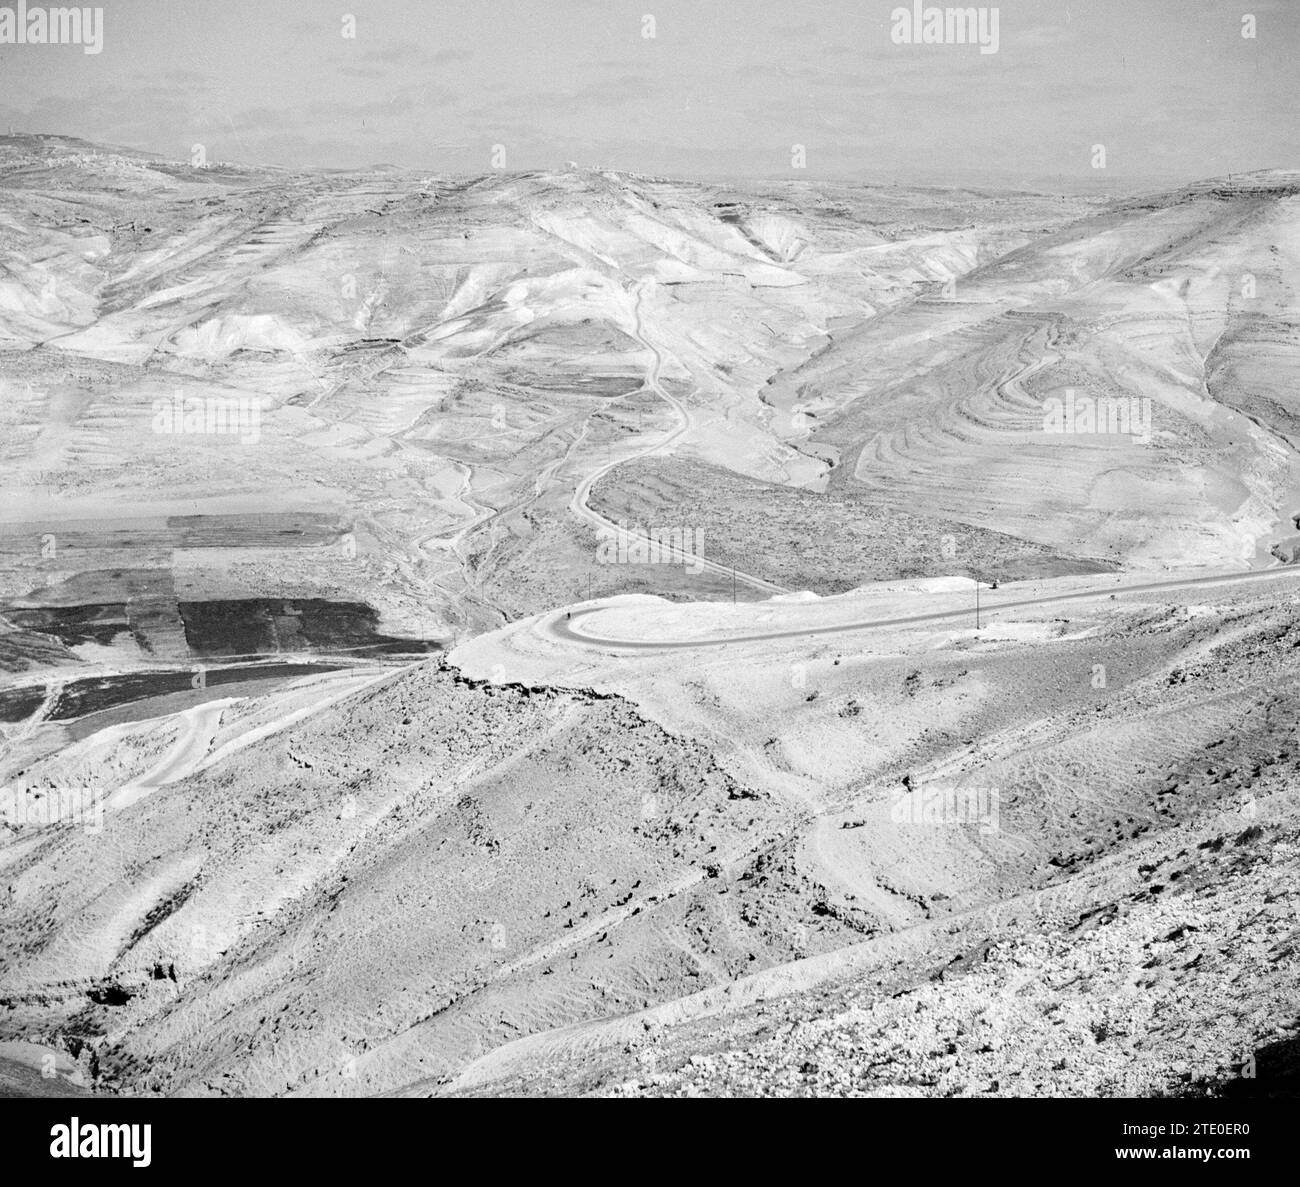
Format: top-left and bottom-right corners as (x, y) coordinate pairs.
(1007, 25), (1076, 49)
(466, 74), (662, 122)
(338, 43), (474, 77)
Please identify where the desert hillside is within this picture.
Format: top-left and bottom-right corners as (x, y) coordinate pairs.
(2, 137), (1299, 1099)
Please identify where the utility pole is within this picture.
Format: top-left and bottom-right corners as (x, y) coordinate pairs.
(975, 578), (980, 630)
(732, 566), (736, 605)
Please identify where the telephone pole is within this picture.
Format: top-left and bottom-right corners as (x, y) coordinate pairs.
(975, 578), (980, 630)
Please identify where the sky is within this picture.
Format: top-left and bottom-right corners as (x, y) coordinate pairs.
(0, 0), (1295, 185)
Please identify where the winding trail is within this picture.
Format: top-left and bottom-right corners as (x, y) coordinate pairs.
(108, 699), (235, 811)
(568, 280), (791, 596)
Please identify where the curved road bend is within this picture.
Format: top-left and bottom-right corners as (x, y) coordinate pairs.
(547, 565), (1300, 652)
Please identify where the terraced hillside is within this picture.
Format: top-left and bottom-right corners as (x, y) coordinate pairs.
(3, 138), (1299, 1100)
(2, 134), (1106, 675)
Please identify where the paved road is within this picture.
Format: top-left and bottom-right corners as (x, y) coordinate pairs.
(547, 565), (1300, 652)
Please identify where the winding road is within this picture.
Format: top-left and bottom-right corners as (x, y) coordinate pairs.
(547, 564), (1300, 652)
(568, 279), (791, 596)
